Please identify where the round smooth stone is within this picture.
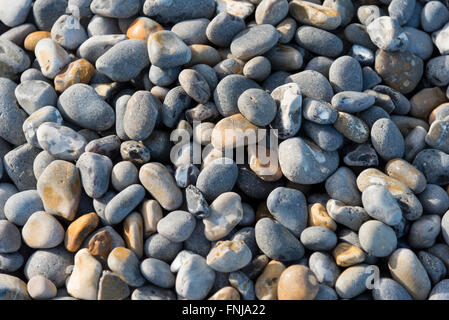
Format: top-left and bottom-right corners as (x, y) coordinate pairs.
(372, 278), (412, 300)
(77, 34), (128, 63)
(178, 69), (210, 104)
(367, 16), (408, 52)
(37, 160), (81, 221)
(335, 264), (372, 299)
(429, 280), (449, 300)
(24, 246), (73, 287)
(278, 137), (339, 184)
(36, 123), (87, 161)
(76, 152), (112, 199)
(359, 220), (397, 257)
(51, 14), (87, 50)
(96, 39), (149, 82)
(148, 31), (191, 69)
(0, 0), (32, 27)
(0, 38), (31, 80)
(90, 0), (140, 18)
(15, 80), (57, 116)
(300, 226), (337, 251)
(408, 215), (441, 249)
(27, 275), (57, 300)
(302, 98), (337, 125)
(309, 252), (340, 287)
(131, 285), (176, 300)
(123, 91), (159, 141)
(238, 88), (277, 126)
(206, 240), (252, 272)
(243, 56), (272, 82)
(361, 185), (402, 226)
(331, 91), (375, 113)
(230, 24), (279, 60)
(255, 0), (289, 25)
(277, 265), (319, 300)
(388, 248), (431, 300)
(206, 13), (245, 47)
(108, 247), (145, 287)
(0, 220), (21, 253)
(289, 0), (341, 30)
(385, 158), (427, 194)
(388, 0), (416, 25)
(329, 56), (363, 93)
(171, 18), (209, 46)
(104, 184), (145, 225)
(139, 163), (183, 211)
(111, 161), (138, 192)
(140, 258), (175, 289)
(157, 211), (196, 243)
(3, 143), (40, 191)
(267, 187), (307, 237)
(4, 190), (43, 226)
(295, 26), (343, 58)
(286, 70), (334, 102)
(143, 0), (215, 25)
(413, 149), (449, 186)
(255, 218), (304, 261)
(371, 118), (405, 161)
(34, 38), (70, 79)
(196, 158), (238, 201)
(32, 0), (69, 32)
(0, 274), (29, 300)
(326, 200), (370, 231)
(175, 254), (215, 300)
(54, 58), (95, 92)
(421, 1), (449, 32)
(22, 211), (64, 249)
(418, 184), (449, 216)
(0, 252), (24, 273)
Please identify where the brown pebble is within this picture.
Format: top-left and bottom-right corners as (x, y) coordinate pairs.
(88, 230), (113, 261)
(332, 242), (366, 267)
(410, 87), (446, 119)
(54, 59), (95, 92)
(255, 260), (286, 300)
(208, 286), (240, 300)
(277, 265), (319, 300)
(123, 212), (144, 258)
(126, 17), (164, 42)
(308, 203), (337, 231)
(24, 31), (51, 51)
(65, 212), (99, 252)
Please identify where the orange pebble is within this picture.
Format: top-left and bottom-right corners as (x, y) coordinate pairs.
(126, 17), (164, 42)
(54, 59), (95, 92)
(24, 31), (51, 51)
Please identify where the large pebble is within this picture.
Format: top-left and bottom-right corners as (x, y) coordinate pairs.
(76, 152), (112, 199)
(148, 31), (191, 69)
(157, 211), (196, 243)
(206, 240), (252, 272)
(104, 184), (145, 225)
(67, 248), (102, 300)
(277, 265), (319, 300)
(22, 211), (64, 249)
(359, 220), (397, 257)
(107, 247), (145, 287)
(175, 254), (215, 300)
(230, 24), (279, 60)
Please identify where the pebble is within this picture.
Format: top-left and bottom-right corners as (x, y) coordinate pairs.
(0, 252), (24, 272)
(65, 212), (99, 253)
(34, 38), (70, 79)
(51, 15), (87, 50)
(140, 258), (175, 289)
(3, 143), (40, 191)
(76, 152), (112, 199)
(300, 226), (337, 251)
(329, 56), (363, 93)
(54, 59), (95, 92)
(331, 91), (374, 113)
(175, 254), (215, 300)
(143, 0), (215, 25)
(325, 167), (361, 206)
(67, 248), (102, 300)
(418, 184), (449, 216)
(90, 0), (140, 18)
(15, 81), (57, 116)
(372, 278), (412, 300)
(277, 265), (319, 300)
(111, 161), (138, 192)
(107, 247), (145, 287)
(375, 49), (423, 95)
(0, 38), (30, 80)
(367, 17), (408, 52)
(27, 275), (57, 300)
(77, 35), (127, 63)
(255, 218), (304, 261)
(388, 248), (431, 300)
(0, 220), (21, 253)
(96, 39), (149, 82)
(131, 284), (176, 300)
(36, 122), (87, 161)
(413, 149), (449, 185)
(209, 286), (240, 300)
(279, 137), (339, 184)
(179, 69), (210, 104)
(371, 118), (405, 161)
(270, 83), (303, 139)
(123, 91), (159, 141)
(22, 211), (64, 249)
(335, 264), (372, 299)
(361, 185), (402, 226)
(144, 233), (182, 264)
(359, 220), (397, 257)
(408, 215), (441, 249)
(266, 187), (307, 237)
(295, 26), (343, 58)
(332, 242), (366, 267)
(97, 271), (130, 300)
(37, 160), (81, 221)
(419, 251), (447, 285)
(230, 24), (279, 60)
(24, 246), (73, 287)
(157, 211), (196, 243)
(0, 274), (29, 300)
(85, 135), (121, 158)
(309, 252), (340, 287)
(289, 1), (341, 30)
(421, 1), (449, 32)
(104, 184), (145, 225)
(139, 163), (183, 211)
(148, 31), (191, 69)
(22, 106), (63, 148)
(429, 280), (449, 300)
(327, 200), (370, 231)
(308, 203), (337, 231)
(207, 240), (252, 272)
(238, 88), (277, 126)
(254, 260), (285, 300)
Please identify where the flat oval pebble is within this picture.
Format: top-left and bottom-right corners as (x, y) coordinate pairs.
(230, 24), (279, 60)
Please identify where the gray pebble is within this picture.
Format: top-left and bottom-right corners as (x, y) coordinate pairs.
(359, 220), (397, 257)
(184, 223), (211, 257)
(418, 184), (449, 216)
(143, 0), (215, 25)
(230, 24), (279, 60)
(90, 0), (140, 18)
(278, 137), (339, 184)
(124, 91), (159, 141)
(206, 13), (245, 47)
(300, 226), (337, 251)
(243, 56), (271, 82)
(359, 106), (390, 128)
(331, 91), (374, 113)
(295, 26), (343, 58)
(329, 56), (363, 93)
(172, 18), (210, 45)
(286, 70), (334, 102)
(179, 69), (210, 104)
(367, 16), (408, 52)
(0, 252), (24, 272)
(148, 31), (191, 69)
(86, 15), (121, 37)
(131, 284), (176, 300)
(144, 233), (183, 263)
(33, 151), (55, 180)
(315, 284), (338, 300)
(51, 14), (87, 50)
(162, 86), (192, 128)
(85, 135), (121, 159)
(77, 35), (127, 63)
(104, 184), (145, 225)
(327, 199), (370, 231)
(371, 118), (405, 161)
(33, 0), (68, 31)
(3, 143), (40, 191)
(96, 39), (149, 82)
(157, 210), (196, 243)
(362, 67), (382, 90)
(76, 152), (112, 199)
(413, 149), (449, 186)
(388, 0), (416, 25)
(185, 185), (210, 219)
(4, 190), (43, 226)
(335, 264), (372, 299)
(238, 88), (277, 126)
(111, 161), (138, 192)
(429, 279), (449, 300)
(403, 27), (433, 60)
(421, 1), (449, 32)
(196, 157), (238, 201)
(372, 278), (412, 300)
(266, 187), (307, 237)
(207, 240), (252, 272)
(15, 80), (57, 116)
(362, 185), (402, 226)
(149, 65), (181, 87)
(22, 106), (63, 148)
(229, 271), (255, 300)
(425, 55), (449, 87)
(309, 252), (340, 287)
(325, 166), (361, 206)
(24, 246), (73, 287)
(0, 0), (32, 27)
(0, 220), (21, 253)
(255, 218), (304, 261)
(140, 258), (175, 289)
(418, 251), (446, 284)
(108, 247), (145, 287)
